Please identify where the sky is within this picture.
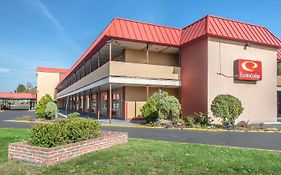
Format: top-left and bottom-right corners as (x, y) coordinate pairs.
(0, 0), (280, 92)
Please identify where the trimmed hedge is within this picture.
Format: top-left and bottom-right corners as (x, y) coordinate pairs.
(140, 91), (181, 124)
(67, 112), (81, 118)
(35, 94), (53, 119)
(28, 118), (100, 148)
(211, 94), (243, 126)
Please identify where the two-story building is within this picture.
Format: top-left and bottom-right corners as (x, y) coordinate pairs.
(55, 15), (281, 123)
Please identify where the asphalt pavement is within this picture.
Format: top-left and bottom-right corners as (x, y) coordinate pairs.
(1, 110), (281, 151)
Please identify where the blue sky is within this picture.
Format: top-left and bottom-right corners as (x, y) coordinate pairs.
(0, 0), (280, 92)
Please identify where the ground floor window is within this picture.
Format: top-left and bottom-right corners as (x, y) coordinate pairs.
(92, 94), (96, 113)
(112, 91), (122, 117)
(101, 92), (107, 116)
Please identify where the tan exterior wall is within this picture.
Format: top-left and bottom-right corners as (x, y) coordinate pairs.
(57, 63), (109, 97)
(208, 38), (277, 123)
(37, 72), (60, 101)
(125, 49), (179, 66)
(57, 61), (180, 98)
(124, 86), (179, 119)
(110, 61), (180, 80)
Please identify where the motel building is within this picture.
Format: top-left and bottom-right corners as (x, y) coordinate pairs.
(0, 92), (36, 110)
(36, 67), (68, 101)
(44, 15), (281, 123)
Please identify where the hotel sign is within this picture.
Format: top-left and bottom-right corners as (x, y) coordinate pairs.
(234, 59), (262, 81)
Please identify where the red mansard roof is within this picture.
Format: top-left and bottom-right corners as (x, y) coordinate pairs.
(58, 15), (281, 87)
(181, 15), (281, 47)
(60, 18), (181, 84)
(0, 92), (36, 100)
(107, 18), (181, 46)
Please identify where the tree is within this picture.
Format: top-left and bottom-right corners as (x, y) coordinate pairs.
(35, 94), (53, 118)
(140, 91), (181, 123)
(26, 82), (34, 91)
(45, 101), (58, 119)
(211, 94), (244, 127)
(16, 84), (26, 92)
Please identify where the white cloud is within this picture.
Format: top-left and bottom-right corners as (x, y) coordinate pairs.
(27, 0), (65, 31)
(0, 67), (11, 73)
(26, 0), (82, 53)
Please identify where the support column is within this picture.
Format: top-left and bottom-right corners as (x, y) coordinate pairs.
(109, 83), (112, 123)
(146, 86), (149, 100)
(109, 41), (112, 61)
(69, 96), (72, 111)
(83, 92), (87, 113)
(98, 52), (100, 68)
(76, 94), (80, 112)
(146, 44), (149, 64)
(97, 87), (101, 119)
(89, 90), (93, 115)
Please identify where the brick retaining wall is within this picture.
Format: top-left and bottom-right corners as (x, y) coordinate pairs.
(8, 131), (128, 166)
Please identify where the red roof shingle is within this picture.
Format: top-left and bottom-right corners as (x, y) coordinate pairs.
(0, 92), (36, 100)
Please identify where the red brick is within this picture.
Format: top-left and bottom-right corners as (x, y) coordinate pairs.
(8, 131), (127, 166)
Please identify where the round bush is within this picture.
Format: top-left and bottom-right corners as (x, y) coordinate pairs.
(28, 118), (101, 148)
(35, 94), (53, 119)
(45, 101), (58, 119)
(211, 94), (244, 126)
(140, 91), (181, 124)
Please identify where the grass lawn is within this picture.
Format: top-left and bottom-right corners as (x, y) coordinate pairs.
(0, 128), (281, 175)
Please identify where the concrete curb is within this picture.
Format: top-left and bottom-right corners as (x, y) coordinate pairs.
(3, 119), (281, 133)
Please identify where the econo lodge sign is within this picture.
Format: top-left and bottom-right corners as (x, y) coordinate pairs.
(234, 59), (262, 81)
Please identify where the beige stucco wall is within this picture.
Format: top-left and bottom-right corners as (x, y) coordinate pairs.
(37, 72), (60, 101)
(208, 38), (277, 123)
(125, 49), (179, 66)
(110, 61), (180, 80)
(124, 86), (179, 119)
(57, 60), (181, 98)
(57, 63), (109, 97)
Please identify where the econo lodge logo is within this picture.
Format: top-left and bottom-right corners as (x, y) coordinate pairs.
(235, 59), (262, 81)
(241, 61), (258, 72)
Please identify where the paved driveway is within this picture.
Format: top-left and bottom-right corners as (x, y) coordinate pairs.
(0, 110), (36, 120)
(1, 111), (281, 150)
(0, 110), (36, 128)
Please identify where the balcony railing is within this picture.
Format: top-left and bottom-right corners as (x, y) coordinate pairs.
(57, 61), (180, 97)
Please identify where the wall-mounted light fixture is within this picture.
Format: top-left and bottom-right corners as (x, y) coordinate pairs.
(244, 43), (251, 50)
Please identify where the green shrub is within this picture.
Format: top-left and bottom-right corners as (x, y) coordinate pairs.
(45, 101), (58, 119)
(35, 94), (53, 119)
(186, 117), (195, 128)
(194, 112), (213, 126)
(67, 112), (81, 118)
(28, 118), (100, 148)
(211, 94), (244, 127)
(161, 96), (181, 121)
(140, 91), (181, 124)
(173, 118), (185, 126)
